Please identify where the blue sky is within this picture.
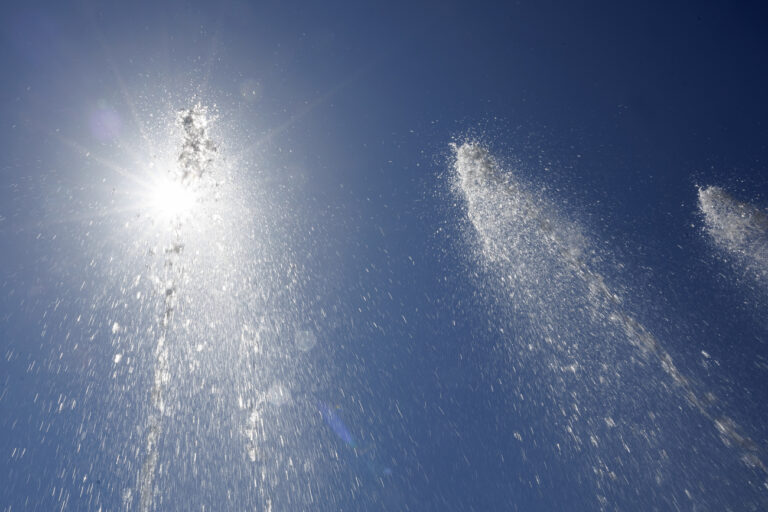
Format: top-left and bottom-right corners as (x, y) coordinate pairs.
(2, 1), (768, 510)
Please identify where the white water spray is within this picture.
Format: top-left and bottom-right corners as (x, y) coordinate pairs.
(698, 185), (768, 282)
(452, 141), (766, 504)
(137, 104), (217, 512)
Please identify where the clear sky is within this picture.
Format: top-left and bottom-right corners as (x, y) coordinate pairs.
(2, 1), (768, 510)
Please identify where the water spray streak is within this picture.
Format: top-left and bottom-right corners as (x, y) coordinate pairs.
(177, 108), (218, 184)
(452, 142), (766, 486)
(698, 185), (768, 281)
(138, 104), (217, 511)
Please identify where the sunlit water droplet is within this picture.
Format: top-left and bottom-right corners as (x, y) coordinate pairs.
(294, 329), (317, 352)
(266, 383), (291, 407)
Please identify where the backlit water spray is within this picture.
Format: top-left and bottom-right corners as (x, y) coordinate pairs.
(452, 141), (767, 507)
(138, 104), (217, 511)
(697, 185), (768, 284)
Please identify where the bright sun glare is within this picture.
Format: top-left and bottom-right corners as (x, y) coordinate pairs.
(147, 174), (198, 222)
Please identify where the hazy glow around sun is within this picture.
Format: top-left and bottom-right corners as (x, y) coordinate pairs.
(146, 171), (198, 223)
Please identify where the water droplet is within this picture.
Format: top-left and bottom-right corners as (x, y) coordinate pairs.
(266, 383), (291, 406)
(294, 329), (316, 352)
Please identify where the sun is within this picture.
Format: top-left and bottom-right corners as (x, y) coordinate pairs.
(145, 172), (198, 223)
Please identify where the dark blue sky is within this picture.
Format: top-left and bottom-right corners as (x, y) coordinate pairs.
(2, 1), (768, 510)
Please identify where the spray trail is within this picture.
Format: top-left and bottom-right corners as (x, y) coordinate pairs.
(137, 104), (217, 511)
(456, 143), (692, 399)
(698, 185), (768, 282)
(452, 142), (766, 498)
